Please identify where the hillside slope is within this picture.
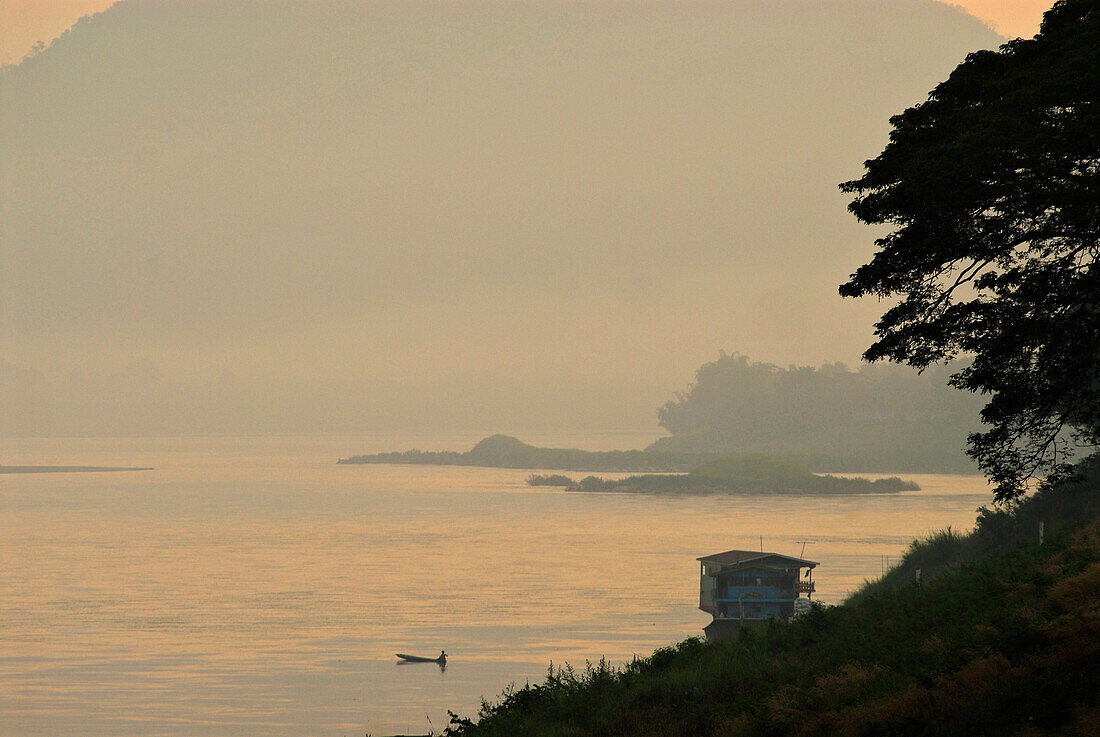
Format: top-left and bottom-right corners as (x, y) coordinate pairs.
(447, 471), (1100, 736)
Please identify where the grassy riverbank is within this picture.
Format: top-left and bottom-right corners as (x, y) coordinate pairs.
(446, 462), (1100, 736)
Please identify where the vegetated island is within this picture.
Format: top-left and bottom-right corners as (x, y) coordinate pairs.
(341, 436), (917, 494)
(527, 455), (918, 495)
(338, 434), (715, 473)
(0, 465), (153, 473)
(444, 459), (1100, 736)
(646, 353), (984, 473)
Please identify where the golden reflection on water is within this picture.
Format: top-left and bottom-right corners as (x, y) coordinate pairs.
(0, 435), (991, 735)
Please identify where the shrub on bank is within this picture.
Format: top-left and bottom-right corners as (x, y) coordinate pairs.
(445, 464), (1100, 737)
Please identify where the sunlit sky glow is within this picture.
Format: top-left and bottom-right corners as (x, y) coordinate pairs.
(0, 1), (1046, 435)
(0, 1), (1054, 66)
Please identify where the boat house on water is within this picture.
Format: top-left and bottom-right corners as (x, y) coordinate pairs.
(698, 549), (818, 640)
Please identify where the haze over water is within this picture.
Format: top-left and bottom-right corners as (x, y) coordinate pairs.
(1, 2), (1022, 734)
(1, 435), (989, 735)
(1, 1), (1003, 437)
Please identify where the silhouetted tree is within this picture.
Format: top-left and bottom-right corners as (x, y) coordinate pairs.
(840, 0), (1100, 501)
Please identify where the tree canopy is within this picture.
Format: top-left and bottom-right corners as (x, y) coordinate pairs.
(650, 352), (982, 472)
(840, 0), (1100, 501)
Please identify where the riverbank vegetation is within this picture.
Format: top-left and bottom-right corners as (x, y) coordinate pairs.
(446, 466), (1100, 736)
(444, 4), (1100, 728)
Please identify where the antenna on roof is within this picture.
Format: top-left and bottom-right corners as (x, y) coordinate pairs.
(759, 535), (763, 553)
(795, 540), (815, 558)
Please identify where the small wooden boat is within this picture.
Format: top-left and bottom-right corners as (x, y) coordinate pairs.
(396, 650), (446, 663)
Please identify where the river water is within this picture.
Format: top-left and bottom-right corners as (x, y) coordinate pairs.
(0, 434), (990, 736)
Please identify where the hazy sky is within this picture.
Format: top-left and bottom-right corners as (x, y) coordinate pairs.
(1, 1), (1008, 435)
(0, 1), (1054, 66)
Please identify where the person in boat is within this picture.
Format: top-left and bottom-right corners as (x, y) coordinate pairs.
(438, 650), (446, 661)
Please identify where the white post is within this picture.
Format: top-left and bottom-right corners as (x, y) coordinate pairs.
(1039, 520), (1045, 545)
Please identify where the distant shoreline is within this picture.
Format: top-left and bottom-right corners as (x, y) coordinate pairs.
(338, 434), (972, 475)
(0, 465), (153, 474)
(338, 434), (710, 473)
(340, 435), (921, 495)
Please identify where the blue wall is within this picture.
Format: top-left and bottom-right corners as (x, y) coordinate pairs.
(713, 566), (797, 619)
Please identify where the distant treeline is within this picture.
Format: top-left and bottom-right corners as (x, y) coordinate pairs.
(648, 353), (984, 472)
(339, 434), (713, 472)
(528, 455), (918, 495)
(340, 354), (984, 475)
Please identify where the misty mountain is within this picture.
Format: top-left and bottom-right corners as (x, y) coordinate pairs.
(0, 1), (1001, 435)
(649, 353), (985, 471)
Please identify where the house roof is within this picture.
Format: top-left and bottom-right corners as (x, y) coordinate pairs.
(697, 549), (818, 569)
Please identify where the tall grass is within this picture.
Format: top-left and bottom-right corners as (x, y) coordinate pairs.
(444, 458), (1100, 737)
(849, 455), (1100, 605)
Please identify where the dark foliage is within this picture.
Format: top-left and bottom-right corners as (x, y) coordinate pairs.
(447, 469), (1100, 736)
(848, 453), (1100, 604)
(840, 0), (1100, 501)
